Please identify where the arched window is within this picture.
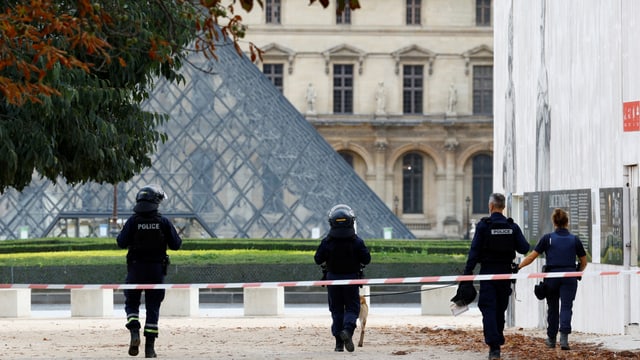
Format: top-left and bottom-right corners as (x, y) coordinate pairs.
(472, 154), (493, 213)
(339, 151), (354, 167)
(402, 153), (423, 213)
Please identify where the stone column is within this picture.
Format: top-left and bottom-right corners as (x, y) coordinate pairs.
(374, 138), (388, 199)
(443, 137), (460, 237)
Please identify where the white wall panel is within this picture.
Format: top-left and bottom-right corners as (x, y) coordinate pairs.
(515, 263), (628, 335)
(496, 0), (640, 334)
(495, 0), (639, 193)
(513, 259), (545, 328)
(572, 264), (626, 335)
(621, 0), (640, 164)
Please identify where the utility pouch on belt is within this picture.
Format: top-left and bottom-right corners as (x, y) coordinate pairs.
(162, 255), (170, 276)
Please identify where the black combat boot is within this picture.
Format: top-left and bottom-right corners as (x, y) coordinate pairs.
(334, 336), (344, 352)
(488, 345), (500, 359)
(545, 336), (556, 348)
(559, 332), (570, 350)
(128, 329), (140, 356)
(145, 335), (157, 358)
(339, 329), (354, 352)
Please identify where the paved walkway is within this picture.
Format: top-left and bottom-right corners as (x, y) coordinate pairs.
(0, 303), (633, 359)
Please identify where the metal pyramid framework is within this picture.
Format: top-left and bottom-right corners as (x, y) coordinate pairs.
(0, 38), (415, 240)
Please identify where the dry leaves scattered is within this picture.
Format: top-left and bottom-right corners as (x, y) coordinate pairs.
(409, 326), (640, 360)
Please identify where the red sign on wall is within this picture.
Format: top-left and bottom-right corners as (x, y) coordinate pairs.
(623, 101), (640, 132)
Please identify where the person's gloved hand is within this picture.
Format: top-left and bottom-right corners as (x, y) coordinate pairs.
(511, 262), (519, 274)
(320, 263), (327, 280)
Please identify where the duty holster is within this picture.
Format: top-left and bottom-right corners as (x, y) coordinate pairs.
(534, 265), (549, 300)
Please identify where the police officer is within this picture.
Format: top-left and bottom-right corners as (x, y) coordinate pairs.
(117, 185), (182, 358)
(462, 193), (530, 360)
(314, 204), (371, 353)
(518, 208), (587, 350)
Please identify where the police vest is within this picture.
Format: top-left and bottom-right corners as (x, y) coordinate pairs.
(481, 217), (516, 264)
(128, 214), (167, 262)
(545, 232), (579, 268)
(326, 236), (360, 274)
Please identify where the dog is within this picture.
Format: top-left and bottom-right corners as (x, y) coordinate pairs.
(357, 295), (368, 347)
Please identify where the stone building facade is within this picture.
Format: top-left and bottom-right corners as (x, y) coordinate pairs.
(237, 0), (495, 238)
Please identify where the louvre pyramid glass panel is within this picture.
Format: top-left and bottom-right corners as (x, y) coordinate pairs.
(0, 38), (414, 240)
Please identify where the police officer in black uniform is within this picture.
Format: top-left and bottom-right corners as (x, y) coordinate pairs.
(461, 193), (530, 360)
(117, 185), (182, 358)
(518, 208), (587, 350)
(314, 204), (371, 353)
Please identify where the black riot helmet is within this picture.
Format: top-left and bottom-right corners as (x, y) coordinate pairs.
(134, 184), (166, 213)
(328, 204), (356, 229)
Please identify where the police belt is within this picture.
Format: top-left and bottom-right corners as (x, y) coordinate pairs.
(542, 265), (575, 272)
(127, 258), (164, 264)
(479, 260), (513, 265)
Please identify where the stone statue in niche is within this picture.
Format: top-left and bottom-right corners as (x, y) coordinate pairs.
(306, 83), (317, 115)
(447, 83), (457, 114)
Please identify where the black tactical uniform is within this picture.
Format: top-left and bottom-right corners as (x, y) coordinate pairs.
(117, 185), (182, 358)
(462, 194), (529, 360)
(314, 204), (371, 353)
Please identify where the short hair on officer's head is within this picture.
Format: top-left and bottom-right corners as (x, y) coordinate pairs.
(552, 208), (569, 228)
(489, 193), (506, 210)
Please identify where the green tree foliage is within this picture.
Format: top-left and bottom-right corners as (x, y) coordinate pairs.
(0, 1), (199, 192)
(0, 0), (360, 193)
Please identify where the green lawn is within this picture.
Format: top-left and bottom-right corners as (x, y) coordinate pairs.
(0, 249), (468, 266)
(0, 237), (470, 266)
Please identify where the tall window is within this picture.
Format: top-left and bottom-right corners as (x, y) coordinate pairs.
(333, 64), (353, 114)
(476, 0), (491, 26)
(406, 0), (421, 25)
(337, 6), (351, 24)
(263, 63), (283, 92)
(403, 65), (423, 114)
(266, 0), (281, 24)
(472, 154), (493, 213)
(473, 65), (493, 115)
(402, 153), (423, 213)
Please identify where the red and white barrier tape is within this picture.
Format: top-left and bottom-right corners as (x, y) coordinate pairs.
(0, 270), (638, 290)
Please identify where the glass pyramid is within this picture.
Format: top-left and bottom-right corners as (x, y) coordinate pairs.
(0, 38), (415, 240)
